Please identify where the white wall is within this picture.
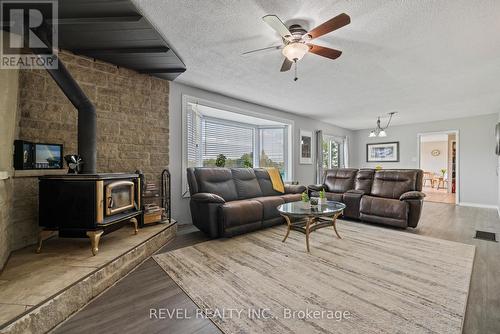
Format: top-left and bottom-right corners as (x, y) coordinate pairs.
(498, 112), (500, 214)
(169, 82), (354, 224)
(420, 140), (448, 175)
(350, 113), (498, 207)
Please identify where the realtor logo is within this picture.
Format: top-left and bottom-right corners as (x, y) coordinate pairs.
(0, 0), (58, 69)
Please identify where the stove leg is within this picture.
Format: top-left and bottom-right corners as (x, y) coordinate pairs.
(86, 230), (104, 256)
(130, 217), (138, 235)
(36, 230), (57, 254)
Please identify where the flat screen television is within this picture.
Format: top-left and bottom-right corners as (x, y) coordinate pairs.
(14, 140), (63, 170)
(34, 143), (63, 169)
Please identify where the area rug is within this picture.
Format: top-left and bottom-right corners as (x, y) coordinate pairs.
(153, 221), (475, 334)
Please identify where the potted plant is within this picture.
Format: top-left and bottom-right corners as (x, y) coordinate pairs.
(440, 168), (447, 178)
(215, 154), (226, 167)
(301, 191), (309, 203)
(318, 189), (327, 204)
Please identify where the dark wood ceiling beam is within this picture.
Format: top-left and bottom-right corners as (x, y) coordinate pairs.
(52, 15), (142, 25)
(139, 68), (186, 74)
(72, 46), (169, 55)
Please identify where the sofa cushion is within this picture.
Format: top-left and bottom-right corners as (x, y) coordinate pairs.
(360, 195), (408, 221)
(323, 168), (357, 193)
(280, 193), (301, 203)
(231, 168), (263, 199)
(253, 196), (285, 220)
(219, 199), (263, 228)
(355, 169), (374, 193)
(194, 168), (238, 201)
(254, 168), (283, 196)
(371, 170), (419, 199)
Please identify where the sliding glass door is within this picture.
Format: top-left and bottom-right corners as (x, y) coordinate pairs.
(322, 136), (345, 169)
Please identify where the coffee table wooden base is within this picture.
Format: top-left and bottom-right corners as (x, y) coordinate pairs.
(281, 211), (343, 252)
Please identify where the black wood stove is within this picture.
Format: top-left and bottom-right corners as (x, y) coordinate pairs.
(31, 31), (145, 256)
(38, 173), (142, 255)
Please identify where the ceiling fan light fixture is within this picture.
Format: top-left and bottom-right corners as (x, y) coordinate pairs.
(282, 42), (309, 61)
(369, 131), (377, 138)
(378, 130), (387, 137)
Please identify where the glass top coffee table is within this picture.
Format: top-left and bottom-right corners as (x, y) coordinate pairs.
(277, 201), (346, 252)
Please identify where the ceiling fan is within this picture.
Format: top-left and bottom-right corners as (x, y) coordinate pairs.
(243, 13), (351, 81)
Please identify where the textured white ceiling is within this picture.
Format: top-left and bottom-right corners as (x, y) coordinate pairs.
(132, 0), (500, 130)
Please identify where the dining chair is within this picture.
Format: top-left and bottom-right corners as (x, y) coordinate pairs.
(423, 172), (434, 187)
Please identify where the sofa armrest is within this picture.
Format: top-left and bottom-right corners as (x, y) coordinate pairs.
(345, 189), (365, 196)
(285, 184), (307, 194)
(400, 191), (426, 201)
(191, 192), (226, 203)
(308, 184), (326, 192)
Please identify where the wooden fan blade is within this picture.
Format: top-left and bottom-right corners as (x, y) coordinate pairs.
(262, 15), (292, 39)
(280, 58), (293, 72)
(307, 13), (350, 40)
(308, 44), (342, 60)
(242, 45), (282, 56)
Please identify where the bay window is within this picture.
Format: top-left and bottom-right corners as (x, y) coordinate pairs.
(183, 97), (292, 196)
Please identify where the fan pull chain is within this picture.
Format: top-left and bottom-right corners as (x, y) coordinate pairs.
(294, 59), (298, 81)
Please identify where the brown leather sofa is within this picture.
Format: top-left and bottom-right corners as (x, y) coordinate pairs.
(187, 167), (306, 238)
(309, 168), (425, 228)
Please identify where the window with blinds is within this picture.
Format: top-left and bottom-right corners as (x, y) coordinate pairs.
(184, 101), (290, 196)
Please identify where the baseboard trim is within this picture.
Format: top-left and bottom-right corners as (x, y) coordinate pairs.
(458, 202), (499, 210)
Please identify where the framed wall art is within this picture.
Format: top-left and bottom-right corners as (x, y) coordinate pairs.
(299, 130), (313, 164)
(366, 142), (399, 162)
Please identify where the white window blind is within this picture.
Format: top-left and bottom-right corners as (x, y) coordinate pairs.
(259, 128), (285, 174)
(202, 119), (254, 167)
(186, 108), (202, 168)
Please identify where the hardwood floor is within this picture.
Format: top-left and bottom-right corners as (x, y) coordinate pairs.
(52, 226), (220, 334)
(423, 186), (456, 204)
(53, 203), (500, 334)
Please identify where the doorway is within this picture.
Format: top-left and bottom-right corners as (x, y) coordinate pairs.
(418, 131), (458, 204)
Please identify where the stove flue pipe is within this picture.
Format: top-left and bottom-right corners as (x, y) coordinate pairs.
(42, 54), (97, 174)
(28, 23), (97, 174)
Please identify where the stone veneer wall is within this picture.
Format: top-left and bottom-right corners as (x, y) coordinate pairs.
(2, 50), (169, 269)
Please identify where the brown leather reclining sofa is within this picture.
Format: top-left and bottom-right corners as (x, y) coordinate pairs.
(309, 168), (425, 228)
(187, 167), (306, 238)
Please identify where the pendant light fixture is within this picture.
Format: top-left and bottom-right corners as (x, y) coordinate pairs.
(368, 112), (397, 138)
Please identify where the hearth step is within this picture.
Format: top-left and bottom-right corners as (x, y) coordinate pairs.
(474, 230), (497, 242)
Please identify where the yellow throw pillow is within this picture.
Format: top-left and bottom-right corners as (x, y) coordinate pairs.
(265, 168), (285, 193)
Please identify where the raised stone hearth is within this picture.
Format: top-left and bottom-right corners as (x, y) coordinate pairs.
(0, 49), (170, 272)
(0, 221), (176, 334)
